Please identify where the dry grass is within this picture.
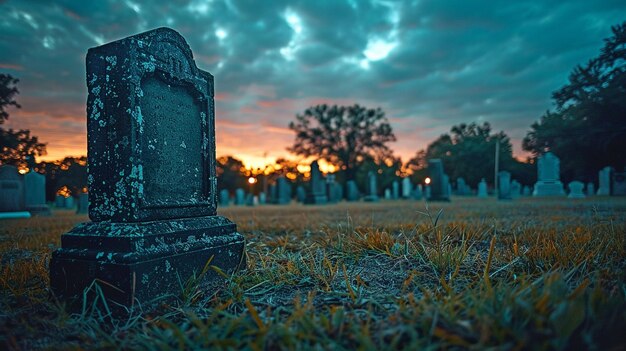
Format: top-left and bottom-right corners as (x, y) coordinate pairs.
(1, 198), (625, 350)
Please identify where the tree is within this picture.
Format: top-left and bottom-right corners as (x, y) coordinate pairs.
(407, 122), (532, 187)
(288, 104), (396, 180)
(523, 22), (626, 181)
(216, 156), (247, 193)
(0, 74), (47, 167)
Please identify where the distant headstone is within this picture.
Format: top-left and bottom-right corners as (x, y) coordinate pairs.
(245, 193), (254, 206)
(296, 186), (306, 203)
(522, 186), (531, 196)
(401, 178), (412, 198)
(425, 185), (431, 199)
(275, 177), (291, 204)
(49, 28), (245, 309)
(596, 167), (611, 195)
(532, 152), (565, 196)
(413, 184), (423, 200)
(586, 182), (594, 197)
(567, 181), (585, 199)
(76, 192), (89, 214)
(456, 178), (470, 196)
(219, 189), (230, 206)
(305, 161), (327, 204)
(392, 181), (399, 199)
(477, 178), (488, 198)
(346, 180), (359, 201)
(259, 192), (267, 205)
(384, 188), (391, 200)
(0, 165), (24, 212)
(24, 170), (50, 215)
(427, 159), (450, 201)
(64, 196), (75, 209)
(54, 195), (65, 208)
(363, 171), (379, 202)
(335, 182), (343, 201)
(510, 180), (521, 199)
(269, 184), (277, 203)
(612, 170), (626, 196)
(498, 171), (512, 200)
(234, 188), (245, 205)
(326, 174), (339, 203)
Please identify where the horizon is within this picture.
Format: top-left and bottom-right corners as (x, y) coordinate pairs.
(1, 1), (625, 169)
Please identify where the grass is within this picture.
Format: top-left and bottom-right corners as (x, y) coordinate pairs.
(1, 197), (625, 350)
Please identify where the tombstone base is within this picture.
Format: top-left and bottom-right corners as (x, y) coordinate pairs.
(363, 195), (379, 202)
(532, 181), (565, 196)
(49, 215), (245, 309)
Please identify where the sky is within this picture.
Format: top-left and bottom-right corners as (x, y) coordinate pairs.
(1, 0), (624, 169)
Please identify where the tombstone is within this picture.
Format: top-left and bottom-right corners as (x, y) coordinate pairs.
(49, 28), (245, 309)
(76, 192), (89, 214)
(477, 179), (488, 198)
(391, 180), (399, 200)
(498, 171), (512, 200)
(401, 178), (412, 198)
(456, 178), (469, 196)
(305, 161), (327, 204)
(532, 152), (565, 196)
(54, 195), (65, 208)
(245, 193), (254, 206)
(275, 177), (291, 204)
(269, 184), (277, 203)
(384, 188), (391, 200)
(522, 186), (531, 196)
(363, 171), (379, 202)
(335, 182), (343, 201)
(258, 192), (267, 205)
(234, 188), (245, 205)
(426, 159), (450, 201)
(326, 174), (339, 204)
(219, 189), (230, 206)
(346, 180), (359, 201)
(296, 186), (306, 203)
(586, 182), (594, 197)
(24, 170), (51, 215)
(596, 167), (611, 195)
(510, 180), (521, 199)
(64, 196), (75, 209)
(413, 184), (423, 200)
(0, 165), (25, 212)
(612, 170), (626, 196)
(567, 181), (585, 199)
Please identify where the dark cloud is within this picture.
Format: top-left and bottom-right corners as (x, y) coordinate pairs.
(1, 0), (625, 164)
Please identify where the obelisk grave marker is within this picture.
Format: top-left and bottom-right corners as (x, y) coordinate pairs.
(50, 28), (245, 307)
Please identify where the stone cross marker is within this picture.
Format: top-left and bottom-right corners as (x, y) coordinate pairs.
(49, 28), (245, 308)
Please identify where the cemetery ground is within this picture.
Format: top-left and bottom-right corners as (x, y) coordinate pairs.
(1, 198), (625, 350)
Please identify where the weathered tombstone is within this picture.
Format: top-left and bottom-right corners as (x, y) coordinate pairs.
(24, 170), (50, 215)
(0, 165), (25, 212)
(258, 192), (267, 205)
(612, 170), (626, 196)
(363, 171), (379, 202)
(326, 174), (338, 203)
(498, 171), (512, 200)
(586, 182), (595, 197)
(305, 161), (327, 204)
(424, 185), (431, 199)
(456, 178), (469, 196)
(245, 193), (254, 206)
(275, 177), (291, 204)
(426, 159), (450, 201)
(54, 195), (65, 208)
(567, 181), (585, 199)
(477, 178), (488, 198)
(219, 189), (230, 206)
(401, 178), (412, 198)
(532, 152), (565, 196)
(49, 28), (245, 309)
(234, 188), (245, 205)
(76, 192), (89, 214)
(346, 180), (359, 201)
(296, 185), (306, 203)
(413, 184), (423, 200)
(64, 196), (75, 209)
(269, 184), (277, 203)
(335, 182), (343, 201)
(522, 186), (531, 196)
(384, 188), (391, 200)
(596, 167), (611, 195)
(510, 180), (521, 199)
(391, 180), (399, 200)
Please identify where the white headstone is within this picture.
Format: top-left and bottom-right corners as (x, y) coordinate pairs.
(477, 178), (488, 198)
(532, 152), (565, 196)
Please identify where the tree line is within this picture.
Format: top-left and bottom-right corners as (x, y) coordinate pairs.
(1, 22), (624, 196)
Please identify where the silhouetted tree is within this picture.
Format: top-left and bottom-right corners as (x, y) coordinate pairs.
(0, 74), (47, 167)
(39, 157), (87, 201)
(216, 156), (247, 193)
(523, 22), (626, 181)
(288, 104), (396, 180)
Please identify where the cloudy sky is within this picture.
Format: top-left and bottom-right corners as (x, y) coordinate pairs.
(1, 0), (624, 168)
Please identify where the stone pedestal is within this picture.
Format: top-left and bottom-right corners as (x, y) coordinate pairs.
(532, 181), (565, 196)
(50, 216), (244, 306)
(533, 152), (565, 197)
